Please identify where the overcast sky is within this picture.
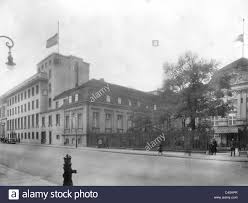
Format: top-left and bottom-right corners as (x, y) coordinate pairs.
(0, 0), (248, 95)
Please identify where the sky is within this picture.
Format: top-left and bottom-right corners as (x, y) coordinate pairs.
(0, 0), (248, 95)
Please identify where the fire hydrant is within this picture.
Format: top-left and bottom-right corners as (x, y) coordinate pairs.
(63, 154), (77, 186)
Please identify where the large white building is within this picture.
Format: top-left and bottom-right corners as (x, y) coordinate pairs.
(0, 53), (89, 144)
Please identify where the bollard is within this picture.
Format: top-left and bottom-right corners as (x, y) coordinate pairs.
(63, 154), (77, 186)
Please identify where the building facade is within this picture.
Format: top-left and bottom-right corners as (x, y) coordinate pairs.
(212, 58), (248, 147)
(0, 53), (161, 146)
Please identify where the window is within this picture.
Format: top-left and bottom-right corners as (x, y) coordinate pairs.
(118, 97), (122, 104)
(49, 60), (52, 65)
(36, 99), (39, 108)
(56, 101), (59, 109)
(32, 87), (35, 96)
(32, 114), (34, 128)
(241, 98), (243, 103)
(18, 106), (20, 114)
(24, 104), (26, 112)
(28, 89), (31, 98)
(24, 91), (27, 99)
(28, 102), (30, 111)
(21, 105), (23, 113)
(36, 132), (39, 139)
(77, 113), (82, 128)
(49, 98), (52, 108)
(28, 116), (30, 129)
(65, 115), (70, 129)
(48, 83), (51, 93)
(36, 85), (39, 94)
(21, 117), (23, 129)
(128, 99), (132, 106)
(24, 133), (27, 139)
(49, 69), (52, 79)
(21, 133), (23, 140)
(32, 101), (34, 110)
(15, 95), (17, 103)
(36, 113), (39, 127)
(32, 132), (34, 139)
(117, 115), (123, 132)
(28, 132), (30, 139)
(56, 114), (60, 126)
(75, 94), (79, 102)
(42, 117), (45, 127)
(15, 107), (17, 115)
(56, 135), (60, 140)
(127, 115), (132, 129)
(105, 113), (112, 132)
(24, 116), (26, 129)
(69, 96), (72, 103)
(21, 93), (23, 101)
(106, 95), (111, 103)
(48, 115), (52, 126)
(18, 94), (20, 102)
(137, 101), (141, 107)
(154, 104), (157, 110)
(92, 112), (100, 128)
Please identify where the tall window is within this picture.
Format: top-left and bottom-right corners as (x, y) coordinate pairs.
(92, 112), (100, 128)
(36, 85), (39, 94)
(65, 115), (70, 129)
(21, 93), (23, 101)
(117, 115), (123, 132)
(28, 89), (31, 98)
(32, 87), (35, 96)
(49, 69), (52, 79)
(128, 99), (132, 106)
(36, 99), (39, 108)
(28, 115), (30, 129)
(36, 113), (39, 127)
(75, 94), (79, 102)
(77, 113), (82, 128)
(105, 113), (112, 132)
(118, 97), (122, 104)
(48, 115), (52, 126)
(69, 96), (72, 103)
(32, 101), (34, 110)
(56, 114), (60, 126)
(127, 115), (132, 129)
(42, 117), (45, 127)
(56, 101), (59, 109)
(48, 83), (52, 93)
(24, 116), (26, 129)
(24, 91), (27, 99)
(49, 98), (52, 108)
(28, 102), (30, 111)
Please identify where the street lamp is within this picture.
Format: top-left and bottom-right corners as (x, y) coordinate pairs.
(0, 35), (16, 69)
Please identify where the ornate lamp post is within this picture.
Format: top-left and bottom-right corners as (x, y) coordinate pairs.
(0, 35), (16, 68)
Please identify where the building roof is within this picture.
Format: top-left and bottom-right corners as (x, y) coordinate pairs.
(0, 72), (48, 99)
(218, 57), (248, 72)
(54, 79), (159, 102)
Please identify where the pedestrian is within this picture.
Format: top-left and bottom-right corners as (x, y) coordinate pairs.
(158, 143), (163, 155)
(230, 138), (235, 157)
(213, 139), (217, 155)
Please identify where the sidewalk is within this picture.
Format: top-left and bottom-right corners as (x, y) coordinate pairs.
(0, 163), (56, 186)
(17, 142), (248, 162)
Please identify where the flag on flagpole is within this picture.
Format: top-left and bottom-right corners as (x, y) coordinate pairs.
(235, 34), (244, 42)
(46, 33), (58, 48)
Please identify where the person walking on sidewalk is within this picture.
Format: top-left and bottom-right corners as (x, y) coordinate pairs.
(158, 143), (163, 155)
(213, 139), (217, 155)
(230, 139), (235, 157)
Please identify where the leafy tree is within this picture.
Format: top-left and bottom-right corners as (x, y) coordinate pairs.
(162, 51), (232, 131)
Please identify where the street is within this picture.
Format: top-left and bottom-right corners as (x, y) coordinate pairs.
(0, 143), (248, 186)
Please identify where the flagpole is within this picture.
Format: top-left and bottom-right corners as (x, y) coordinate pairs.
(242, 18), (245, 57)
(58, 21), (60, 54)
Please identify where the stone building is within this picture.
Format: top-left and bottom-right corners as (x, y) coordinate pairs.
(212, 58), (248, 147)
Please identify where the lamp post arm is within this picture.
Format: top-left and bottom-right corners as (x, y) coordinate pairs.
(0, 35), (14, 50)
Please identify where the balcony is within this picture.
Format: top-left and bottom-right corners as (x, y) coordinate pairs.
(213, 118), (247, 127)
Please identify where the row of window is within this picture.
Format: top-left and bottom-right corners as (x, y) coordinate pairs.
(64, 113), (83, 129)
(9, 132), (40, 140)
(91, 112), (132, 133)
(7, 99), (39, 117)
(7, 114), (39, 131)
(7, 85), (39, 107)
(41, 114), (61, 127)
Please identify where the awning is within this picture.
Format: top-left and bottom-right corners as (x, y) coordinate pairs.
(214, 126), (238, 134)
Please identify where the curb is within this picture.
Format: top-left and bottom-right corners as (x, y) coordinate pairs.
(11, 142), (248, 163)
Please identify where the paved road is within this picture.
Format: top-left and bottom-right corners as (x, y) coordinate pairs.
(0, 143), (248, 186)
